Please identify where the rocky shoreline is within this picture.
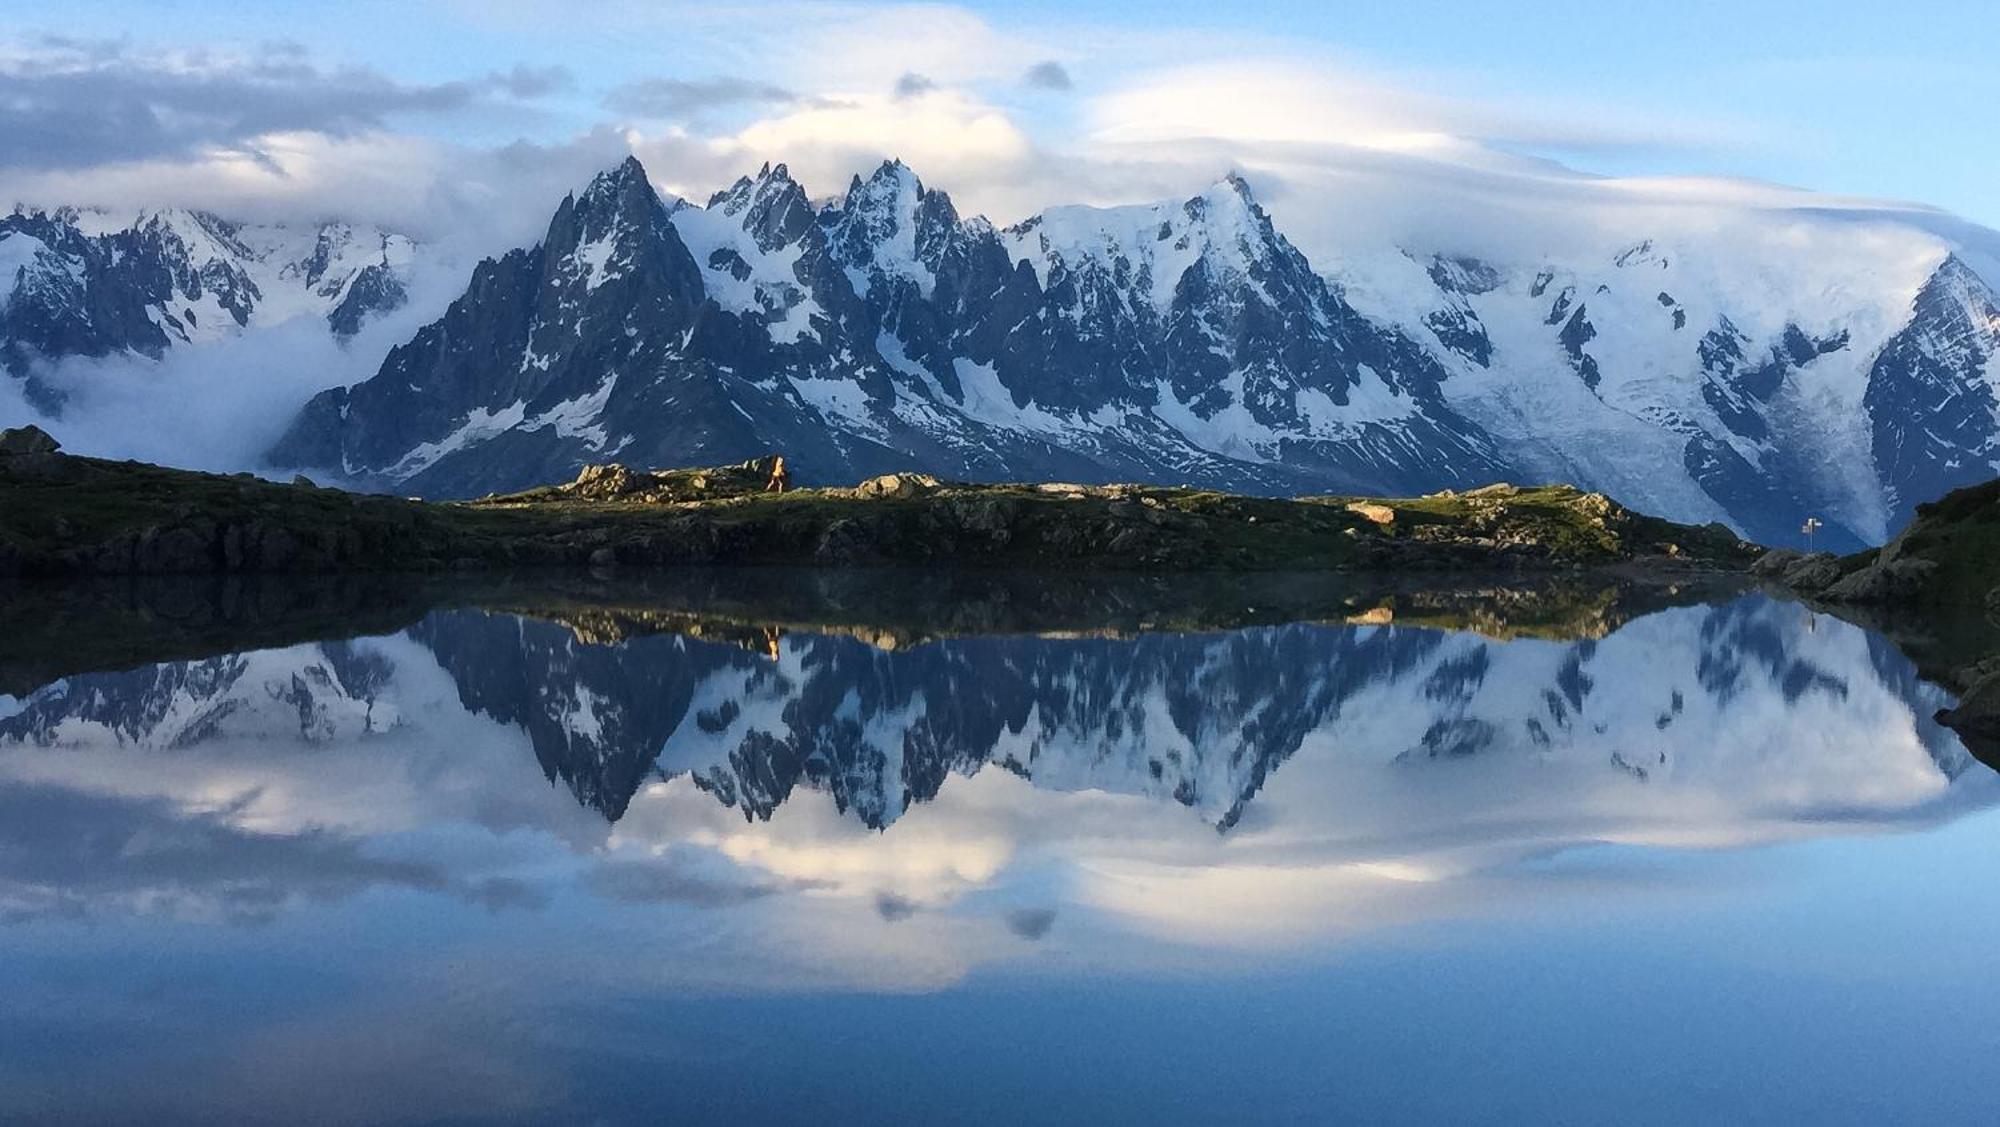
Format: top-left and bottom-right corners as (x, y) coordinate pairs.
(1756, 475), (2000, 754)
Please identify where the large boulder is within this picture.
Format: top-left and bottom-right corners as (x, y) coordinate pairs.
(1938, 661), (2000, 758)
(1778, 551), (1842, 592)
(1823, 557), (1938, 603)
(1750, 548), (1803, 577)
(856, 472), (940, 500)
(565, 463), (642, 498)
(0, 425), (60, 456)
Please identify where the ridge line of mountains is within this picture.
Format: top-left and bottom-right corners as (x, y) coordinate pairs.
(7, 155), (2000, 550)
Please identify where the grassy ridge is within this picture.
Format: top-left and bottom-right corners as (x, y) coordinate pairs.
(0, 451), (1756, 576)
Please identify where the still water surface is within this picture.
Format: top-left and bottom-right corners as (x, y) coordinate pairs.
(1, 580), (1996, 1124)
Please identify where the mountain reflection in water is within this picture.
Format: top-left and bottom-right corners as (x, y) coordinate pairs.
(1, 579), (1995, 1125)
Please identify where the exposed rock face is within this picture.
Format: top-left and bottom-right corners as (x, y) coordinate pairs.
(0, 425), (59, 455)
(1938, 659), (2000, 763)
(1775, 475), (2000, 606)
(1777, 552), (1844, 593)
(855, 472), (939, 499)
(1866, 258), (2000, 528)
(1823, 557), (1938, 602)
(479, 455), (785, 506)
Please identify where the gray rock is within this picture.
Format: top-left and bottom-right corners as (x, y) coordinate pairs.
(855, 472), (939, 499)
(1823, 557), (1937, 603)
(1750, 548), (1803, 577)
(1938, 667), (2000, 741)
(0, 425), (60, 456)
(1778, 552), (1842, 591)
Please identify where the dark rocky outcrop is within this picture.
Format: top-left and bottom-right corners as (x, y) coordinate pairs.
(0, 425), (60, 455)
(1937, 658), (2000, 764)
(1769, 476), (2000, 607)
(1762, 474), (2000, 760)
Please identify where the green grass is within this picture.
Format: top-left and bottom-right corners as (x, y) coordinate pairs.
(2, 455), (1756, 576)
(1890, 478), (2000, 604)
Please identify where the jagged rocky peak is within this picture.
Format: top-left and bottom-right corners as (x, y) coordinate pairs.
(838, 157), (925, 217)
(299, 222), (357, 286)
(706, 162), (816, 253)
(822, 158), (964, 289)
(560, 155), (668, 244)
(1191, 169), (1262, 218)
(537, 153), (714, 310)
(1864, 251), (2000, 524)
(1920, 253), (2000, 325)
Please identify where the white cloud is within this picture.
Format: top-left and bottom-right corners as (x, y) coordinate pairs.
(5, 281), (457, 476)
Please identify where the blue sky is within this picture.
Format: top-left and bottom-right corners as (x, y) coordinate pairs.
(2, 0), (1993, 240)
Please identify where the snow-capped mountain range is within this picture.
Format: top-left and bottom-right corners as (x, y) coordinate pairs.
(261, 156), (2000, 549)
(9, 156), (1999, 549)
(0, 206), (415, 407)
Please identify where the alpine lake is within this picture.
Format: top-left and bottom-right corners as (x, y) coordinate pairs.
(3, 567), (1997, 1125)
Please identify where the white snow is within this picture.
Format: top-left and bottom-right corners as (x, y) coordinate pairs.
(3, 207), (420, 348)
(1327, 212), (1972, 540)
(790, 374), (887, 439)
(669, 181), (824, 343)
(1006, 178), (1271, 318)
(1150, 375), (1275, 462)
(532, 374), (620, 450)
(388, 400), (529, 477)
(0, 232), (63, 312)
(574, 231), (623, 291)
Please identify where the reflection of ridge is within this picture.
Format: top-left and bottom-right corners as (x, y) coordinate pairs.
(411, 609), (1456, 829)
(404, 597), (1980, 832)
(3, 596), (1978, 835)
(408, 611), (730, 821)
(0, 640), (395, 749)
(2, 568), (1740, 699)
